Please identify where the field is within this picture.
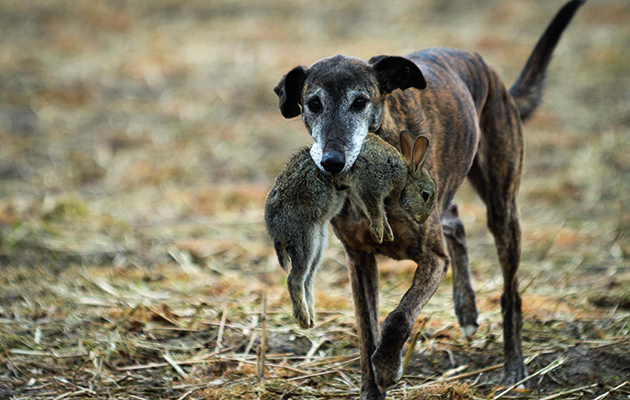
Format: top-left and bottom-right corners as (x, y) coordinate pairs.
(1, 0), (629, 399)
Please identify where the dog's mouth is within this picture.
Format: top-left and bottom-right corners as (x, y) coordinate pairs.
(310, 142), (350, 175)
(310, 132), (366, 175)
(320, 150), (346, 174)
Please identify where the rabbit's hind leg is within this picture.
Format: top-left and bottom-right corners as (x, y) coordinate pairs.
(303, 224), (328, 328)
(286, 242), (312, 329)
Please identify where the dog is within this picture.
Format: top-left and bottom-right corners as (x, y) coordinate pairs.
(273, 1), (585, 398)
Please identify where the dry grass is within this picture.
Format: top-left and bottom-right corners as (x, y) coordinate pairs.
(1, 0), (630, 399)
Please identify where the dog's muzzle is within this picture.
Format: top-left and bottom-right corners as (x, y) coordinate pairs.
(320, 151), (345, 174)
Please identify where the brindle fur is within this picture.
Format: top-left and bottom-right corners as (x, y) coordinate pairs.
(273, 1), (585, 398)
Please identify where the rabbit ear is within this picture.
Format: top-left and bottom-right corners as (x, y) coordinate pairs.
(399, 130), (413, 163)
(411, 135), (430, 172)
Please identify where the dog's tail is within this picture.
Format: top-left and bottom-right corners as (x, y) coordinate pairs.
(509, 0), (586, 122)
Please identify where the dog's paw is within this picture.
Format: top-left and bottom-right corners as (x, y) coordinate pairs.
(455, 304), (479, 341)
(460, 324), (478, 341)
(501, 362), (528, 387)
(359, 381), (387, 400)
(454, 288), (479, 341)
(371, 348), (403, 394)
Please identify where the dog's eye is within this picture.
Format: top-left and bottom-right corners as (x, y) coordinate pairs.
(307, 98), (322, 113)
(351, 97), (367, 111)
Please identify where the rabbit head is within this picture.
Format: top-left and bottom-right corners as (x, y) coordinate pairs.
(399, 130), (436, 224)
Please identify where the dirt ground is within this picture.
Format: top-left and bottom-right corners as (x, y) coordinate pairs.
(1, 0), (629, 399)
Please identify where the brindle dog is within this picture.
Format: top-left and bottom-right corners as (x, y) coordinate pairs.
(273, 1), (586, 398)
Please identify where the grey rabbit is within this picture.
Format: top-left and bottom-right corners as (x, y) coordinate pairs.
(264, 149), (346, 329)
(343, 130), (436, 244)
(264, 130), (436, 329)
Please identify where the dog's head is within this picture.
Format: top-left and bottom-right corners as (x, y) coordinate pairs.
(274, 55), (426, 174)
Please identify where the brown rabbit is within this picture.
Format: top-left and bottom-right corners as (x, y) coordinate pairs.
(264, 130), (436, 329)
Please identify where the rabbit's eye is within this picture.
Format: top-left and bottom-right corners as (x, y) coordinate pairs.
(307, 98), (322, 113)
(351, 97), (367, 111)
(421, 190), (431, 201)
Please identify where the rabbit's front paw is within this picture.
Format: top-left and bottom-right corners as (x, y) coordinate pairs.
(369, 222), (384, 244)
(383, 221), (395, 242)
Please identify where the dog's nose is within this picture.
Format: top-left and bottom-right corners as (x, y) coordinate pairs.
(320, 151), (345, 174)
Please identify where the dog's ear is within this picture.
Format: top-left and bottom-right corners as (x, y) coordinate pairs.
(371, 56), (426, 94)
(274, 66), (307, 118)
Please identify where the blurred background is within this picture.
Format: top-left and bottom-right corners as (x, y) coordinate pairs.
(0, 0), (629, 398)
(1, 0), (628, 271)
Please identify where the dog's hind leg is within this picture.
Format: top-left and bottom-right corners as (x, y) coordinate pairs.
(468, 78), (527, 385)
(476, 188), (527, 386)
(441, 203), (479, 341)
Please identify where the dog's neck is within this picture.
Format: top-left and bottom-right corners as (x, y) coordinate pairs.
(376, 91), (428, 149)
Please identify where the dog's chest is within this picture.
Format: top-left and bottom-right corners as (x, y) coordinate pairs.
(331, 200), (437, 260)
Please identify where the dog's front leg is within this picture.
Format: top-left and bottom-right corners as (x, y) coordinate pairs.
(346, 249), (386, 400)
(371, 238), (449, 393)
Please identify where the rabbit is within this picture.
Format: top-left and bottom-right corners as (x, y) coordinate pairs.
(264, 130), (436, 329)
